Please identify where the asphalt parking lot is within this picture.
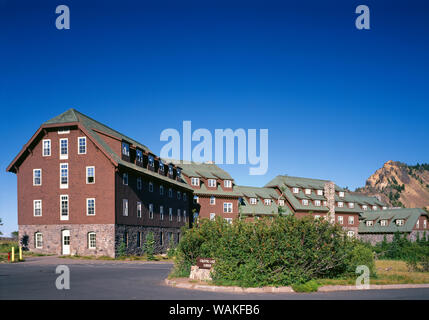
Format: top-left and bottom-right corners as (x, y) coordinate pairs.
(1, 256), (429, 300)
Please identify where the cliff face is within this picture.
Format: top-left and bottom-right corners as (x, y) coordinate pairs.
(355, 161), (429, 210)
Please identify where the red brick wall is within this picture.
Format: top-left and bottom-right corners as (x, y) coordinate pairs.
(196, 196), (239, 220)
(17, 127), (116, 225)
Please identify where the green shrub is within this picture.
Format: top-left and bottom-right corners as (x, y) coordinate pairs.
(173, 215), (374, 287)
(144, 232), (155, 260)
(292, 280), (319, 292)
(117, 242), (126, 257)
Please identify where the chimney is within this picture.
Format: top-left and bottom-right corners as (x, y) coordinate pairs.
(324, 181), (336, 224)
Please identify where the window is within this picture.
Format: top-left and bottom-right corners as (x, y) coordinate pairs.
(177, 209), (181, 222)
(159, 161), (164, 173)
(337, 201), (344, 208)
(160, 206), (164, 220)
(264, 199), (271, 205)
(149, 182), (153, 192)
(362, 205), (368, 211)
(58, 128), (69, 134)
(122, 199), (128, 216)
(160, 185), (164, 195)
(137, 232), (142, 248)
(223, 202), (233, 213)
(167, 232), (173, 243)
(177, 168), (181, 178)
(137, 202), (142, 218)
(424, 220), (427, 229)
(169, 188), (173, 198)
(250, 198), (257, 205)
(88, 232), (96, 249)
(210, 196), (216, 205)
(149, 204), (154, 219)
(314, 200), (321, 206)
(86, 198), (95, 215)
(337, 216), (343, 224)
(305, 188), (311, 195)
(122, 142), (130, 156)
(33, 200), (42, 216)
(381, 220), (388, 227)
(339, 191), (345, 198)
(208, 179), (216, 187)
(372, 206), (378, 211)
(137, 177), (142, 190)
(348, 202), (354, 209)
(60, 195), (69, 220)
(183, 193), (187, 201)
(177, 191), (181, 199)
(396, 219), (404, 226)
(42, 139), (51, 156)
(86, 166), (95, 184)
(136, 149), (143, 163)
(123, 232), (128, 247)
(168, 165), (173, 176)
(316, 190), (323, 196)
(169, 208), (173, 221)
(183, 210), (187, 222)
(210, 213), (216, 221)
(224, 218), (233, 224)
(302, 199), (309, 206)
(292, 187), (299, 194)
(194, 195), (199, 204)
(191, 177), (200, 186)
(78, 137), (86, 154)
(123, 173), (128, 185)
(35, 232), (43, 248)
(59, 138), (68, 159)
(382, 206), (387, 210)
(160, 232), (164, 246)
(366, 221), (374, 226)
(348, 216), (355, 225)
(347, 231), (355, 237)
(314, 215), (321, 220)
(323, 201), (327, 207)
(60, 163), (68, 188)
(224, 180), (232, 188)
(148, 155), (154, 167)
(278, 199), (285, 206)
(33, 169), (42, 186)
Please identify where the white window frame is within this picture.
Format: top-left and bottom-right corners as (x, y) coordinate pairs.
(122, 199), (128, 216)
(224, 180), (232, 188)
(323, 200), (327, 207)
(396, 219), (404, 226)
(123, 173), (128, 185)
(348, 202), (354, 209)
(60, 195), (69, 220)
(366, 220), (374, 226)
(250, 198), (257, 205)
(337, 201), (344, 208)
(160, 205), (164, 220)
(58, 129), (70, 134)
(191, 177), (200, 186)
(169, 208), (173, 221)
(60, 163), (68, 189)
(348, 216), (355, 225)
(33, 169), (42, 186)
(223, 202), (233, 213)
(316, 189), (323, 196)
(347, 231), (355, 238)
(292, 187), (299, 194)
(149, 204), (154, 219)
(86, 198), (96, 216)
(208, 179), (216, 187)
(372, 205), (378, 211)
(59, 138), (68, 160)
(314, 200), (321, 206)
(339, 191), (345, 198)
(337, 216), (343, 225)
(86, 166), (95, 184)
(423, 220), (427, 229)
(88, 232), (96, 249)
(33, 200), (42, 216)
(183, 210), (186, 222)
(264, 199), (271, 205)
(381, 220), (388, 227)
(210, 213), (216, 221)
(210, 196), (216, 205)
(122, 142), (130, 156)
(42, 139), (51, 156)
(137, 202), (142, 218)
(278, 199), (285, 206)
(160, 185), (164, 195)
(302, 199), (309, 206)
(177, 209), (181, 222)
(78, 136), (87, 155)
(224, 218), (233, 224)
(305, 188), (311, 195)
(35, 232), (43, 248)
(362, 205), (368, 211)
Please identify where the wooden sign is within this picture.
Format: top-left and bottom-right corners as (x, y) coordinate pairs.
(196, 257), (215, 269)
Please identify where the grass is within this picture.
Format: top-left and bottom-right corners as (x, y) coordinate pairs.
(58, 254), (173, 262)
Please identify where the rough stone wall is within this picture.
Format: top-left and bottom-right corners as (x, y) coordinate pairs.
(358, 231), (428, 245)
(115, 224), (181, 256)
(19, 224), (115, 257)
(324, 182), (336, 224)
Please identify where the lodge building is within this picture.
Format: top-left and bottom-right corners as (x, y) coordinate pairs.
(7, 109), (429, 257)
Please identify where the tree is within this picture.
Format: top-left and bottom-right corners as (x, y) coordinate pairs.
(11, 231), (19, 239)
(0, 218), (3, 235)
(145, 232), (155, 260)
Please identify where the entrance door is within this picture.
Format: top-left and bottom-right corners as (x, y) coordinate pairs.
(62, 230), (70, 255)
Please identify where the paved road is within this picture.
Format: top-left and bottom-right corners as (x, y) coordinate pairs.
(1, 256), (429, 300)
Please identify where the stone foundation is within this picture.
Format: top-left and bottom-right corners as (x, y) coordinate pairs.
(19, 224), (115, 257)
(358, 231), (428, 245)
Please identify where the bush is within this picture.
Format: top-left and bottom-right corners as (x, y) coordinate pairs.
(292, 280), (319, 292)
(174, 215), (374, 287)
(144, 232), (155, 260)
(117, 242), (127, 257)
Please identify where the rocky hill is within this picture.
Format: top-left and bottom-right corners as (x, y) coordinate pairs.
(355, 161), (429, 210)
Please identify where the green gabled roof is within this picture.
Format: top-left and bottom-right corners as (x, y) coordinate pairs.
(264, 175), (345, 192)
(346, 193), (386, 206)
(180, 162), (233, 180)
(192, 183), (242, 197)
(358, 208), (427, 233)
(236, 185), (280, 199)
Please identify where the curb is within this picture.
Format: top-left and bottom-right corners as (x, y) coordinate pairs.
(165, 279), (429, 294)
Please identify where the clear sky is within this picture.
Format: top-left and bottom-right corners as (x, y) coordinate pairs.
(0, 0), (428, 236)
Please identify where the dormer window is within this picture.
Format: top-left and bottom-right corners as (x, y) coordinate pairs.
(168, 165), (173, 176)
(250, 198), (257, 205)
(362, 205), (368, 210)
(168, 188), (173, 198)
(366, 220), (374, 226)
(177, 168), (181, 178)
(314, 200), (321, 206)
(191, 177), (200, 186)
(424, 220), (427, 229)
(136, 150), (143, 163)
(159, 161), (164, 172)
(148, 155), (154, 167)
(305, 188), (311, 195)
(382, 206), (387, 210)
(323, 200), (327, 207)
(380, 220), (388, 227)
(278, 199), (285, 206)
(348, 202), (354, 209)
(122, 142), (130, 156)
(122, 173), (128, 185)
(224, 180), (232, 188)
(372, 206), (378, 211)
(339, 191), (345, 198)
(396, 219), (404, 226)
(177, 191), (181, 199)
(316, 190), (323, 196)
(338, 201), (344, 208)
(292, 187), (299, 194)
(264, 199), (271, 205)
(208, 179), (216, 187)
(302, 199), (309, 206)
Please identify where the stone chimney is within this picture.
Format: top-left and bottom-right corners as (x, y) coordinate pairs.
(324, 181), (336, 224)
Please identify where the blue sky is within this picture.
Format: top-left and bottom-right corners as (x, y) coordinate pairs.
(0, 0), (428, 236)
